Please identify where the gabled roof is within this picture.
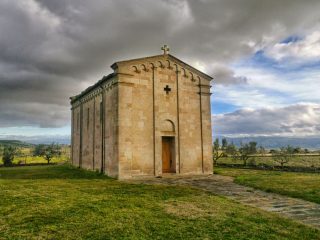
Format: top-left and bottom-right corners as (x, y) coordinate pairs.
(111, 54), (213, 81)
(70, 53), (213, 104)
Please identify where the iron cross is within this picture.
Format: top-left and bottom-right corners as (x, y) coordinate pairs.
(161, 45), (170, 55)
(164, 85), (171, 94)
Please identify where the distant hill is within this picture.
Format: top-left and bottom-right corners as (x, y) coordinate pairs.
(0, 135), (70, 145)
(216, 136), (320, 150)
(23, 136), (70, 145)
(0, 140), (34, 148)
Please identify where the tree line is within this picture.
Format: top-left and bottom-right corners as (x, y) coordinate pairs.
(1, 143), (62, 167)
(213, 138), (308, 168)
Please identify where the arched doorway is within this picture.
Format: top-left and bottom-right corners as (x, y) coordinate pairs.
(161, 120), (176, 173)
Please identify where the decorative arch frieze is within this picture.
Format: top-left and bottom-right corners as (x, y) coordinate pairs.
(128, 61), (203, 85)
(141, 64), (149, 72)
(181, 68), (188, 78)
(166, 60), (173, 70)
(173, 63), (180, 73)
(189, 72), (196, 82)
(149, 62), (156, 70)
(132, 65), (141, 73)
(158, 61), (165, 69)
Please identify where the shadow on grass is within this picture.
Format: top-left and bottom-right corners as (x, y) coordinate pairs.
(0, 164), (111, 180)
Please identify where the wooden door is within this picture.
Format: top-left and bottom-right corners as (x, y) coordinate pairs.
(162, 137), (174, 173)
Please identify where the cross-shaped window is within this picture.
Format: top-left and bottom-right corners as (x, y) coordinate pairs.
(164, 85), (171, 94)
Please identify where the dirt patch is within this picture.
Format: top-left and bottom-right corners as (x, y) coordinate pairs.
(164, 200), (216, 219)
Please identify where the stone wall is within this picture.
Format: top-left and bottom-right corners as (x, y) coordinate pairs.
(117, 72), (154, 178)
(71, 106), (80, 167)
(93, 95), (102, 172)
(178, 74), (203, 174)
(200, 82), (214, 174)
(104, 82), (119, 177)
(71, 76), (119, 177)
(154, 66), (180, 176)
(81, 98), (94, 170)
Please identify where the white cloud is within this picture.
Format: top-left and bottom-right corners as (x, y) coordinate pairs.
(265, 31), (320, 62)
(213, 103), (320, 137)
(221, 65), (320, 109)
(213, 85), (287, 109)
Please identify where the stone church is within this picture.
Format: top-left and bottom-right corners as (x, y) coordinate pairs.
(70, 46), (213, 179)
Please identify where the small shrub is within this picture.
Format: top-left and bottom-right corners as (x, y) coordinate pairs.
(2, 146), (18, 167)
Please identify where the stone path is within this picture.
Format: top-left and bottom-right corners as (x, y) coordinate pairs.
(128, 174), (320, 229)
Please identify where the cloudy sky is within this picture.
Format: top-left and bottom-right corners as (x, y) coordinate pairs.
(0, 0), (320, 140)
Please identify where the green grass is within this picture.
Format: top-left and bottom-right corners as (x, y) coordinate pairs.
(215, 167), (320, 204)
(217, 155), (320, 168)
(0, 165), (319, 239)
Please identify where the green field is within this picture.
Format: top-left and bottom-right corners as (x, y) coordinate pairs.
(217, 155), (320, 168)
(215, 167), (320, 204)
(0, 146), (70, 165)
(0, 165), (319, 239)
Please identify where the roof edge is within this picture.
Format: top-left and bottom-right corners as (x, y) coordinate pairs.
(168, 54), (213, 80)
(112, 54), (213, 80)
(70, 73), (115, 104)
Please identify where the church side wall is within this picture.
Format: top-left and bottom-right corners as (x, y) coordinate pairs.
(71, 106), (80, 167)
(78, 94), (103, 172)
(71, 77), (118, 176)
(93, 95), (102, 172)
(104, 81), (119, 178)
(80, 98), (95, 170)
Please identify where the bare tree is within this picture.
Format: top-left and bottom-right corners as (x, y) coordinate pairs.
(221, 138), (228, 150)
(212, 138), (224, 165)
(33, 143), (62, 164)
(238, 142), (257, 166)
(272, 146), (294, 168)
(258, 146), (267, 156)
(226, 142), (238, 161)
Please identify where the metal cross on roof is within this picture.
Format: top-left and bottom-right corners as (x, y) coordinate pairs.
(161, 45), (170, 55)
(164, 85), (171, 94)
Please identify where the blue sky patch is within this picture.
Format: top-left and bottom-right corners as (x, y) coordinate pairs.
(280, 35), (302, 44)
(211, 99), (238, 114)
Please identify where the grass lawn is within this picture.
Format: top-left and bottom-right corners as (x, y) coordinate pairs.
(215, 167), (320, 204)
(0, 165), (319, 239)
(217, 155), (320, 168)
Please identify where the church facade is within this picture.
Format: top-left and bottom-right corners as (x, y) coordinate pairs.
(70, 47), (213, 179)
